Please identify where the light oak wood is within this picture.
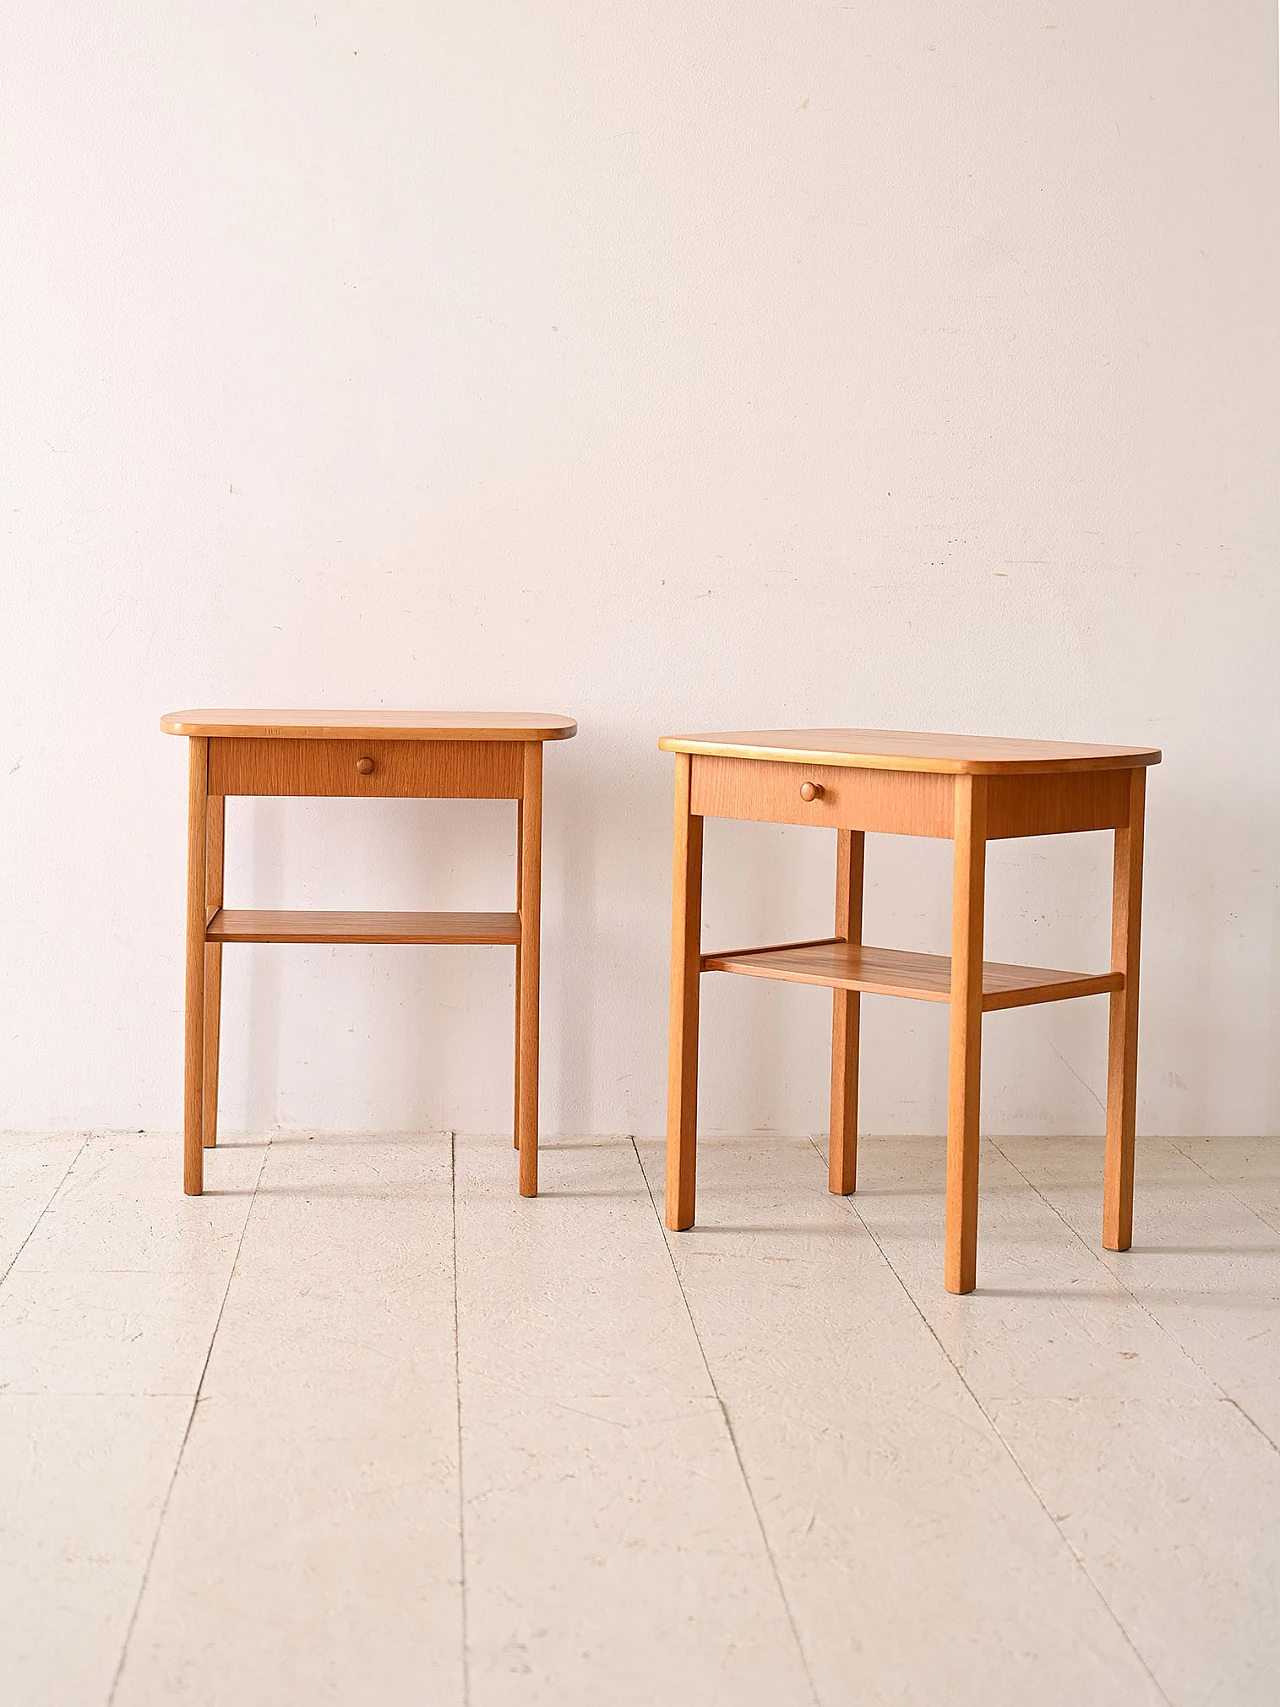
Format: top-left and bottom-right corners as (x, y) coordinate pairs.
(691, 752), (1135, 842)
(183, 739), (208, 1195)
(702, 940), (1120, 1010)
(946, 775), (987, 1295)
(662, 727), (1160, 776)
(985, 769), (1132, 839)
(664, 726), (1158, 1293)
(1104, 768), (1146, 1251)
(206, 910), (521, 945)
(513, 798), (523, 1150)
(829, 830), (864, 1195)
(665, 754), (704, 1231)
(208, 737), (522, 799)
(169, 708), (572, 1198)
(163, 709), (577, 741)
(203, 796), (225, 1150)
(702, 934), (851, 961)
(517, 744), (542, 1196)
(692, 757), (955, 843)
(692, 754), (955, 838)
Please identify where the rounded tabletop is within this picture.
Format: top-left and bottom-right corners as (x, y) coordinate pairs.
(658, 728), (1161, 775)
(161, 710), (577, 741)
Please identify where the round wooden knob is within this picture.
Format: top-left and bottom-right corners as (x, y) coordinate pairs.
(799, 780), (824, 802)
(355, 756), (375, 775)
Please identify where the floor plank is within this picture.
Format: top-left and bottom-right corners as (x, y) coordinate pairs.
(1, 1131), (1276, 1706)
(988, 1395), (1280, 1707)
(0, 1134), (88, 1279)
(0, 1394), (191, 1707)
(1170, 1135), (1280, 1233)
(0, 1135), (263, 1397)
(0, 1134), (262, 1707)
(848, 1136), (1214, 1403)
(637, 1134), (1163, 1707)
(455, 1134), (815, 1707)
(113, 1133), (463, 1707)
(851, 1132), (1280, 1706)
(998, 1135), (1280, 1446)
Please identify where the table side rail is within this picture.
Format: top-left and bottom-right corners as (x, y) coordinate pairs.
(985, 769), (1131, 838)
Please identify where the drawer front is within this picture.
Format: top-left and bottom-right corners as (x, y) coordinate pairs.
(690, 754), (954, 837)
(208, 737), (524, 799)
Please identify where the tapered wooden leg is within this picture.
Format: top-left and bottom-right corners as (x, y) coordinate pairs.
(202, 795), (225, 1149)
(1104, 769), (1146, 1251)
(665, 754), (704, 1230)
(183, 738), (209, 1195)
(829, 829), (865, 1194)
(517, 745), (542, 1196)
(945, 775), (987, 1294)
(514, 798), (523, 1149)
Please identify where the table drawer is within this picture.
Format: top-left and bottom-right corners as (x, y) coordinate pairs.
(690, 754), (954, 837)
(208, 737), (524, 799)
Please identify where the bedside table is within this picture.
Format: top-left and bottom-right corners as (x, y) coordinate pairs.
(659, 727), (1160, 1293)
(162, 709), (576, 1197)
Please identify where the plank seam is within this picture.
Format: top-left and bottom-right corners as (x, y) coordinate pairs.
(107, 1134), (272, 1704)
(0, 1133), (90, 1290)
(451, 1131), (471, 1707)
(994, 1138), (1280, 1463)
(810, 1134), (1175, 1706)
(632, 1136), (821, 1707)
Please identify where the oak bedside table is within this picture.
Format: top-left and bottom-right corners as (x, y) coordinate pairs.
(162, 709), (576, 1197)
(659, 728), (1160, 1294)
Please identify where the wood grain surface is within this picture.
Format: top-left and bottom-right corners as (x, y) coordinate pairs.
(208, 737), (523, 798)
(163, 709), (577, 740)
(691, 753), (954, 836)
(662, 727), (1160, 776)
(206, 909), (521, 945)
(702, 939), (1120, 1012)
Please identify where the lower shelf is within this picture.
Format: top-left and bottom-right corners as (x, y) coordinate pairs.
(206, 909), (521, 946)
(702, 938), (1121, 1012)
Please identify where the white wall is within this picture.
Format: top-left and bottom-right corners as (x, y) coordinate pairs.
(2, 3), (1278, 1141)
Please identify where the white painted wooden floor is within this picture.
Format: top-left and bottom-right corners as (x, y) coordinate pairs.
(2, 1131), (1278, 1706)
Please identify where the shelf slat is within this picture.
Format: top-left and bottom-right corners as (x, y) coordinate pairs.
(702, 938), (1121, 1012)
(206, 908), (520, 946)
